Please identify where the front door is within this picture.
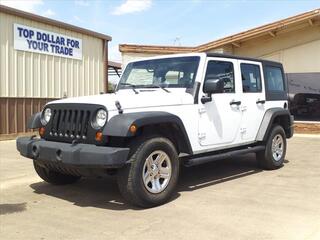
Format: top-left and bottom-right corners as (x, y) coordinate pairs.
(198, 58), (242, 147)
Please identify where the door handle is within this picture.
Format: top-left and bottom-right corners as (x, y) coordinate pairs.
(256, 99), (266, 104)
(230, 100), (241, 106)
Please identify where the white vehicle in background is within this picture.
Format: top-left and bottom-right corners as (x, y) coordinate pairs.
(17, 53), (293, 207)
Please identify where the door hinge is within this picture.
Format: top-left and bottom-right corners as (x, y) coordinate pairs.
(240, 106), (247, 111)
(240, 127), (247, 133)
(198, 108), (206, 114)
(198, 133), (206, 140)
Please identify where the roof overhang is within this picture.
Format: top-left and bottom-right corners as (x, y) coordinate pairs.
(119, 8), (320, 54)
(119, 44), (195, 54)
(108, 61), (122, 69)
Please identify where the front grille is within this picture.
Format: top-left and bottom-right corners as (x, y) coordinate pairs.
(43, 103), (106, 144)
(50, 109), (91, 140)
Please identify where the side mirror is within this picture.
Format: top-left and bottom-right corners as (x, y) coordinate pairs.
(203, 78), (224, 94)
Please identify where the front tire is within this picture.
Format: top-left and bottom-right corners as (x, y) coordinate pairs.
(117, 136), (179, 208)
(257, 125), (287, 170)
(33, 161), (81, 185)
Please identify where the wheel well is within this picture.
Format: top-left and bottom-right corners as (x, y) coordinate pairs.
(272, 115), (291, 138)
(136, 123), (192, 154)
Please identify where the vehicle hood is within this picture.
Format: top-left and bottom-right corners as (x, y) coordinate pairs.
(49, 89), (194, 111)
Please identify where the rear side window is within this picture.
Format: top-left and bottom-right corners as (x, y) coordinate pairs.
(265, 66), (284, 91)
(205, 61), (235, 93)
(240, 63), (262, 93)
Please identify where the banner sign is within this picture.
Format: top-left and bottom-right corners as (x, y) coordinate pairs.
(13, 23), (82, 60)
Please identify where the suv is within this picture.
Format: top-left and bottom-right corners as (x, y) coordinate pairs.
(17, 53), (294, 207)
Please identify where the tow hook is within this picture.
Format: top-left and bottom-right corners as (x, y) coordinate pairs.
(31, 144), (39, 158)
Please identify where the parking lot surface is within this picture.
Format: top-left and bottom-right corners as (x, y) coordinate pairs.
(1, 135), (320, 240)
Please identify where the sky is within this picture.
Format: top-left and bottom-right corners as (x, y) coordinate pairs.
(1, 0), (320, 62)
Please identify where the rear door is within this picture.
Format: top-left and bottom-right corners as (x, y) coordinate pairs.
(238, 60), (266, 141)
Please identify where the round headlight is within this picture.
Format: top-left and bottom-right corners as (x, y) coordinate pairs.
(41, 108), (52, 125)
(94, 109), (107, 128)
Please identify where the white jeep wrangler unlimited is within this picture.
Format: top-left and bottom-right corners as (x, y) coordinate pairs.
(17, 53), (294, 207)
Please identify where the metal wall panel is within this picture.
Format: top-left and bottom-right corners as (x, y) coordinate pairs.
(0, 97), (56, 135)
(233, 25), (320, 73)
(0, 12), (105, 98)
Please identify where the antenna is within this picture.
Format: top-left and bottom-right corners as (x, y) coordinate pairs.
(173, 36), (181, 46)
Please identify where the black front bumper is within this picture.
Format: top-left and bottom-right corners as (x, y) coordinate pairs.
(16, 137), (130, 168)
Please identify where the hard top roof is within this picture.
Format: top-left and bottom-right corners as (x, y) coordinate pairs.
(124, 52), (283, 67)
(206, 53), (282, 66)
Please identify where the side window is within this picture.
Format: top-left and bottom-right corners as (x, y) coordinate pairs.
(240, 63), (262, 93)
(265, 66), (284, 91)
(205, 61), (235, 93)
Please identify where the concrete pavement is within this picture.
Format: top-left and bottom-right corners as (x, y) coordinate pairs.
(1, 135), (320, 240)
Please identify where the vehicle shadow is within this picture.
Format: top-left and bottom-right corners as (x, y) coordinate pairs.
(30, 176), (145, 211)
(30, 153), (269, 210)
(178, 153), (262, 192)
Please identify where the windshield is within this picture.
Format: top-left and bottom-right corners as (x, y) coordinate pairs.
(117, 56), (200, 90)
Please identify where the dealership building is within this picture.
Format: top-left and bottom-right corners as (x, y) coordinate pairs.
(120, 9), (320, 122)
(0, 5), (113, 137)
(0, 6), (319, 138)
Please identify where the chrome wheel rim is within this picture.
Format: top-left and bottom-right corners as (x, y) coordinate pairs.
(142, 150), (172, 194)
(272, 134), (284, 161)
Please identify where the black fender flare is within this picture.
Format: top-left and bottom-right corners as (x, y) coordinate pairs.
(256, 108), (294, 141)
(103, 111), (193, 154)
(27, 112), (42, 129)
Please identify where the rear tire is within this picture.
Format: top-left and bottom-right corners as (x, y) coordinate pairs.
(257, 125), (287, 170)
(33, 161), (81, 185)
(117, 136), (179, 208)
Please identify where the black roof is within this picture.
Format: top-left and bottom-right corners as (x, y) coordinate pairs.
(206, 53), (282, 66)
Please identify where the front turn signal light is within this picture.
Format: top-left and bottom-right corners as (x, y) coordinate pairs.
(95, 131), (103, 142)
(129, 124), (137, 134)
(39, 127), (45, 137)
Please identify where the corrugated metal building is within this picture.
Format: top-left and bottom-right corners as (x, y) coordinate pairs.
(0, 5), (112, 137)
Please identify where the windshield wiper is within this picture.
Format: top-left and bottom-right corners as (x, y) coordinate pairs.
(147, 84), (170, 93)
(119, 83), (139, 94)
